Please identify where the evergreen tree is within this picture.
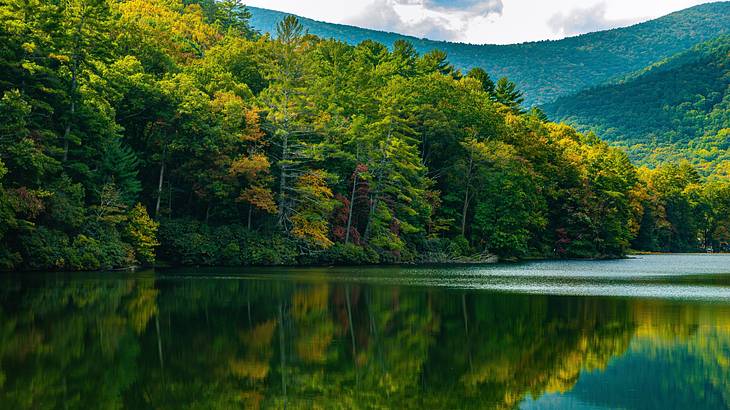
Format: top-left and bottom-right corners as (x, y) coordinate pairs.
(494, 77), (525, 114)
(466, 67), (495, 95)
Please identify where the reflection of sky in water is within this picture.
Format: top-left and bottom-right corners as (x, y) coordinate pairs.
(165, 254), (730, 300)
(521, 395), (615, 410)
(522, 327), (730, 410)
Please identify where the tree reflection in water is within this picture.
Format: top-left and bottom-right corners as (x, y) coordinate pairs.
(0, 274), (728, 409)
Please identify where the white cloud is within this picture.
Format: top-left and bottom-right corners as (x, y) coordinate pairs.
(548, 2), (641, 36)
(245, 0), (724, 44)
(347, 0), (467, 41)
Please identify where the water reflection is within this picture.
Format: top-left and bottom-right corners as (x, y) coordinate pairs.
(0, 274), (728, 409)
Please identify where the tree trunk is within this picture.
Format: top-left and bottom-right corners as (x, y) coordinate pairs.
(364, 129), (393, 241)
(62, 68), (77, 162)
(461, 155), (474, 236)
(63, 13), (85, 163)
(277, 131), (289, 229)
(155, 146), (166, 218)
(247, 205), (253, 230)
(345, 171), (358, 244)
(364, 193), (378, 242)
(461, 194), (470, 237)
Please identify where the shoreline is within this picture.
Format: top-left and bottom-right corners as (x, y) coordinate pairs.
(6, 253), (729, 274)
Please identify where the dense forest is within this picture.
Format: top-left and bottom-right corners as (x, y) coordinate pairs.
(249, 2), (730, 105)
(544, 36), (730, 177)
(1, 0), (729, 271)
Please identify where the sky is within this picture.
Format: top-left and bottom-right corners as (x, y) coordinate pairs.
(245, 0), (723, 44)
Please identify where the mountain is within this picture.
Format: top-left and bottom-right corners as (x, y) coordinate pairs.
(543, 36), (730, 176)
(249, 2), (730, 105)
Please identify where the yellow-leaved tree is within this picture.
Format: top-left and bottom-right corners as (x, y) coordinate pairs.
(125, 203), (159, 265)
(291, 170), (337, 250)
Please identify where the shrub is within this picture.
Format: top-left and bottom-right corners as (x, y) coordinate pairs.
(17, 227), (132, 271)
(19, 227), (70, 270)
(124, 203), (159, 265)
(315, 243), (380, 265)
(157, 219), (298, 266)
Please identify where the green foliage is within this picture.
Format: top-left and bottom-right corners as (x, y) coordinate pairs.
(630, 162), (730, 253)
(99, 139), (142, 205)
(466, 67), (495, 95)
(125, 203), (159, 265)
(472, 169), (543, 258)
(2, 0), (728, 271)
(313, 243), (381, 265)
(198, 0), (258, 38)
(157, 219), (298, 266)
(248, 3), (730, 105)
(545, 36), (730, 177)
(493, 77), (525, 114)
(16, 227), (133, 271)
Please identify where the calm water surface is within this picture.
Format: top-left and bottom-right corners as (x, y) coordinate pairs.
(1, 254), (729, 409)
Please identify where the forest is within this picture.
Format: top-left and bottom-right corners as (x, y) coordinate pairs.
(1, 0), (729, 271)
(544, 36), (730, 177)
(248, 2), (730, 105)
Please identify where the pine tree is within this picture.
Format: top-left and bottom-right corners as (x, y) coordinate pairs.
(56, 0), (115, 162)
(363, 77), (430, 253)
(213, 0), (257, 38)
(99, 139), (142, 206)
(466, 67), (495, 95)
(494, 77), (525, 114)
(259, 16), (317, 232)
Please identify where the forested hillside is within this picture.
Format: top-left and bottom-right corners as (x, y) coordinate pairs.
(1, 0), (728, 271)
(249, 2), (730, 105)
(544, 36), (730, 177)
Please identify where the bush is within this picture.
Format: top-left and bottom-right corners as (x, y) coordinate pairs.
(157, 219), (216, 265)
(18, 227), (134, 271)
(240, 233), (298, 265)
(19, 227), (70, 270)
(124, 203), (159, 265)
(315, 243), (380, 265)
(157, 219), (298, 266)
(448, 236), (471, 257)
(68, 235), (102, 270)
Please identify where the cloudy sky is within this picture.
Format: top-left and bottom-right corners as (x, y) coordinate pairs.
(245, 0), (722, 44)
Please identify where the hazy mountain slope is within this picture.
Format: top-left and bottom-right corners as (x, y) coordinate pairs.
(543, 36), (730, 175)
(249, 2), (730, 105)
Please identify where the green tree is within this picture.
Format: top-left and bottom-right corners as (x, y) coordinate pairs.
(125, 203), (159, 265)
(466, 67), (495, 95)
(56, 0), (115, 162)
(259, 16), (317, 232)
(213, 0), (257, 38)
(493, 77), (524, 114)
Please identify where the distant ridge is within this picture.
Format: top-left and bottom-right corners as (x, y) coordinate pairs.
(543, 36), (730, 175)
(249, 2), (730, 105)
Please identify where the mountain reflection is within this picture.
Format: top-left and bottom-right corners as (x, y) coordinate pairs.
(0, 274), (728, 409)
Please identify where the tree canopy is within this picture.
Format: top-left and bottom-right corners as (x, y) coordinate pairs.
(1, 0), (728, 271)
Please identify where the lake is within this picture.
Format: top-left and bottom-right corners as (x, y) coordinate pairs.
(1, 254), (729, 409)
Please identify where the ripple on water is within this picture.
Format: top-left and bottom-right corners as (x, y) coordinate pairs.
(158, 254), (730, 301)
